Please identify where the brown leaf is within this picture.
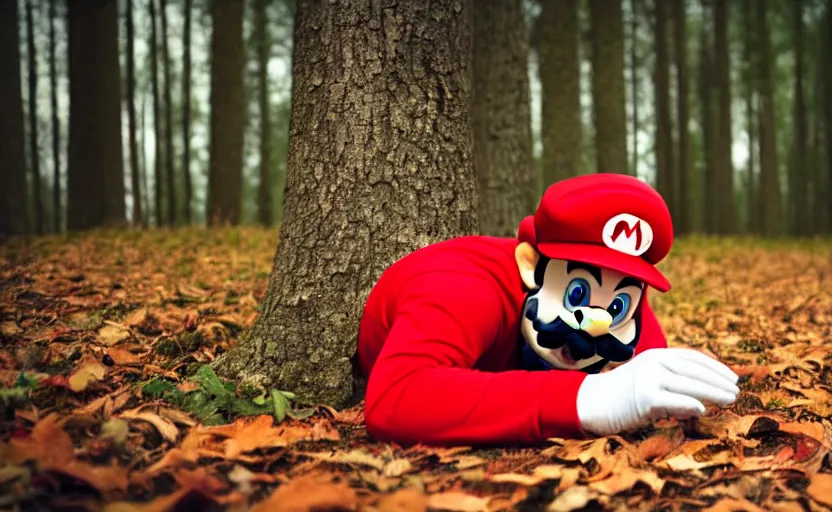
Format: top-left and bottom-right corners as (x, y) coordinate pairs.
(197, 415), (340, 459)
(547, 486), (598, 512)
(67, 360), (108, 392)
(97, 324), (131, 346)
(377, 488), (429, 512)
(702, 498), (767, 512)
(251, 471), (358, 512)
(427, 492), (490, 512)
(108, 346), (141, 365)
(807, 473), (832, 507)
(119, 408), (179, 443)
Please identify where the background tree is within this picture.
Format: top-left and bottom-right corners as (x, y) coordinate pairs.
(698, 19), (718, 234)
(741, 0), (758, 234)
(26, 0), (43, 235)
(589, 0), (628, 175)
(473, 0), (536, 236)
(756, 0), (783, 236)
(49, 0), (61, 233)
(825, 0), (832, 228)
(255, 0), (272, 227)
(214, 0), (480, 407)
(161, 0), (176, 227)
(182, 0), (192, 224)
(0, 0), (29, 236)
(149, 0), (163, 226)
(653, 0), (675, 228)
(539, 0), (582, 185)
(67, 0), (125, 230)
(673, 0), (691, 234)
(126, 0), (143, 227)
(207, 0), (245, 226)
(713, 0), (736, 235)
(791, 0), (809, 236)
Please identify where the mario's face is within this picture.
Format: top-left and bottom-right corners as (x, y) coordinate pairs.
(515, 242), (645, 371)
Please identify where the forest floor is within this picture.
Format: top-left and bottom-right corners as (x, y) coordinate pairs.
(1, 229), (831, 512)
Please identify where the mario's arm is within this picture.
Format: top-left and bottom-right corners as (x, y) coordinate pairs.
(363, 272), (588, 446)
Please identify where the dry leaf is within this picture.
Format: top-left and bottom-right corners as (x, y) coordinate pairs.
(377, 488), (429, 512)
(807, 473), (832, 507)
(68, 360), (108, 392)
(120, 408), (179, 442)
(251, 471), (358, 512)
(427, 492), (490, 512)
(547, 486), (597, 512)
(97, 324), (131, 346)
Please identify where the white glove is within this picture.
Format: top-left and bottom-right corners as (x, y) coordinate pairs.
(575, 348), (740, 437)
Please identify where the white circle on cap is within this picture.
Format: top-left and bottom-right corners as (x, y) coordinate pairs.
(602, 213), (654, 256)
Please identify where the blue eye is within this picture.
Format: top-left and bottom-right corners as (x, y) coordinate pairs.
(607, 293), (632, 326)
(564, 278), (591, 311)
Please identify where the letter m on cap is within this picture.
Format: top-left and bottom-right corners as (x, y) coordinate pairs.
(602, 213), (654, 257)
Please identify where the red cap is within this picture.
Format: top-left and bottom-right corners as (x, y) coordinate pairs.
(519, 174), (673, 292)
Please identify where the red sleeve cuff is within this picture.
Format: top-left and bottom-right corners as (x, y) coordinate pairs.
(539, 370), (590, 439)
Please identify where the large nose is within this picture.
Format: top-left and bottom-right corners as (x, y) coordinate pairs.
(574, 307), (613, 337)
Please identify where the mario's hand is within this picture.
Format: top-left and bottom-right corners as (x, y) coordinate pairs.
(575, 348), (740, 437)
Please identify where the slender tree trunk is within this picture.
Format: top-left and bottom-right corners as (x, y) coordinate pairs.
(26, 0), (43, 234)
(67, 0), (125, 230)
(540, 0), (582, 184)
(161, 0), (176, 227)
(181, 0), (192, 225)
(742, 0), (757, 234)
(0, 0), (29, 235)
(713, 0), (736, 234)
(824, 0), (832, 232)
(653, 0), (675, 226)
(473, 0), (535, 236)
(126, 0), (142, 227)
(213, 0), (480, 408)
(672, 0), (690, 235)
(630, 0), (639, 176)
(49, 0), (61, 233)
(589, 0), (628, 175)
(149, 0), (163, 227)
(756, 0), (782, 236)
(792, 0), (809, 236)
(207, 0), (245, 226)
(141, 90), (150, 228)
(699, 23), (718, 234)
(255, 0), (272, 226)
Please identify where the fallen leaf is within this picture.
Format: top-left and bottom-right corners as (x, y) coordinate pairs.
(377, 487), (428, 512)
(108, 346), (141, 365)
(68, 360), (108, 392)
(120, 408), (179, 442)
(427, 492), (490, 512)
(382, 458), (414, 477)
(547, 486), (597, 512)
(97, 324), (131, 346)
(702, 498), (767, 512)
(807, 473), (832, 507)
(251, 471), (358, 512)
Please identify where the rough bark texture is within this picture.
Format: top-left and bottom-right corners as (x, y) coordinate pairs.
(699, 23), (718, 234)
(213, 0), (479, 408)
(207, 0), (245, 226)
(713, 0), (736, 234)
(161, 0), (176, 227)
(67, 0), (125, 230)
(672, 0), (690, 235)
(26, 0), (43, 235)
(756, 0), (782, 236)
(472, 0), (535, 236)
(149, 0), (163, 226)
(49, 0), (61, 233)
(589, 0), (628, 175)
(182, 0), (192, 225)
(791, 0), (809, 236)
(127, 0), (143, 227)
(540, 0), (582, 185)
(256, 0), (272, 227)
(653, 0), (675, 226)
(742, 0), (757, 234)
(0, 0), (29, 236)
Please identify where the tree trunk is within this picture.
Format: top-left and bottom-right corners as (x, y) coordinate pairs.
(713, 0), (736, 234)
(791, 0), (809, 236)
(67, 0), (125, 230)
(26, 0), (43, 235)
(149, 0), (163, 227)
(473, 0), (535, 236)
(653, 0), (675, 228)
(824, 0), (832, 232)
(0, 0), (29, 236)
(756, 0), (782, 236)
(256, 0), (272, 226)
(699, 22), (718, 234)
(539, 0), (582, 185)
(49, 0), (61, 233)
(126, 0), (143, 227)
(161, 0), (176, 227)
(629, 0), (639, 176)
(141, 89), (150, 228)
(213, 0), (479, 408)
(207, 0), (245, 226)
(672, 0), (690, 235)
(182, 0), (192, 225)
(742, 0), (757, 234)
(589, 0), (628, 175)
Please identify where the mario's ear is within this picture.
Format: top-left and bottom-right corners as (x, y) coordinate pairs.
(515, 242), (540, 290)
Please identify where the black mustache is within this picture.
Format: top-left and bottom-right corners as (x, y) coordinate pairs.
(524, 297), (634, 363)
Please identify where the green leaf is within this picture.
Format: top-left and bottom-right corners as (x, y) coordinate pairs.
(271, 389), (291, 423)
(252, 394), (268, 406)
(194, 365), (233, 401)
(287, 407), (316, 420)
(142, 379), (177, 397)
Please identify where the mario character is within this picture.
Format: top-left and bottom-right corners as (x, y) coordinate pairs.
(357, 174), (739, 446)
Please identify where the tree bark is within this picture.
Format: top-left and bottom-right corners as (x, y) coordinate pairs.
(0, 0), (29, 236)
(67, 0), (125, 230)
(791, 0), (809, 236)
(149, 0), (163, 227)
(207, 0), (245, 226)
(49, 0), (61, 233)
(653, 0), (675, 228)
(699, 21), (718, 234)
(824, 0), (832, 232)
(756, 0), (782, 236)
(713, 0), (736, 234)
(589, 0), (628, 175)
(26, 0), (43, 235)
(161, 0), (176, 227)
(182, 0), (192, 225)
(672, 0), (690, 235)
(473, 0), (535, 236)
(539, 0), (582, 185)
(629, 0), (639, 177)
(741, 0), (757, 234)
(256, 0), (272, 226)
(126, 0), (143, 227)
(213, 0), (479, 408)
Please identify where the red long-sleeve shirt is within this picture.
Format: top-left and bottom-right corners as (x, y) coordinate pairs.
(357, 235), (667, 446)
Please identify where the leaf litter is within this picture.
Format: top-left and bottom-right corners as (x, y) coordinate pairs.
(0, 230), (831, 511)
